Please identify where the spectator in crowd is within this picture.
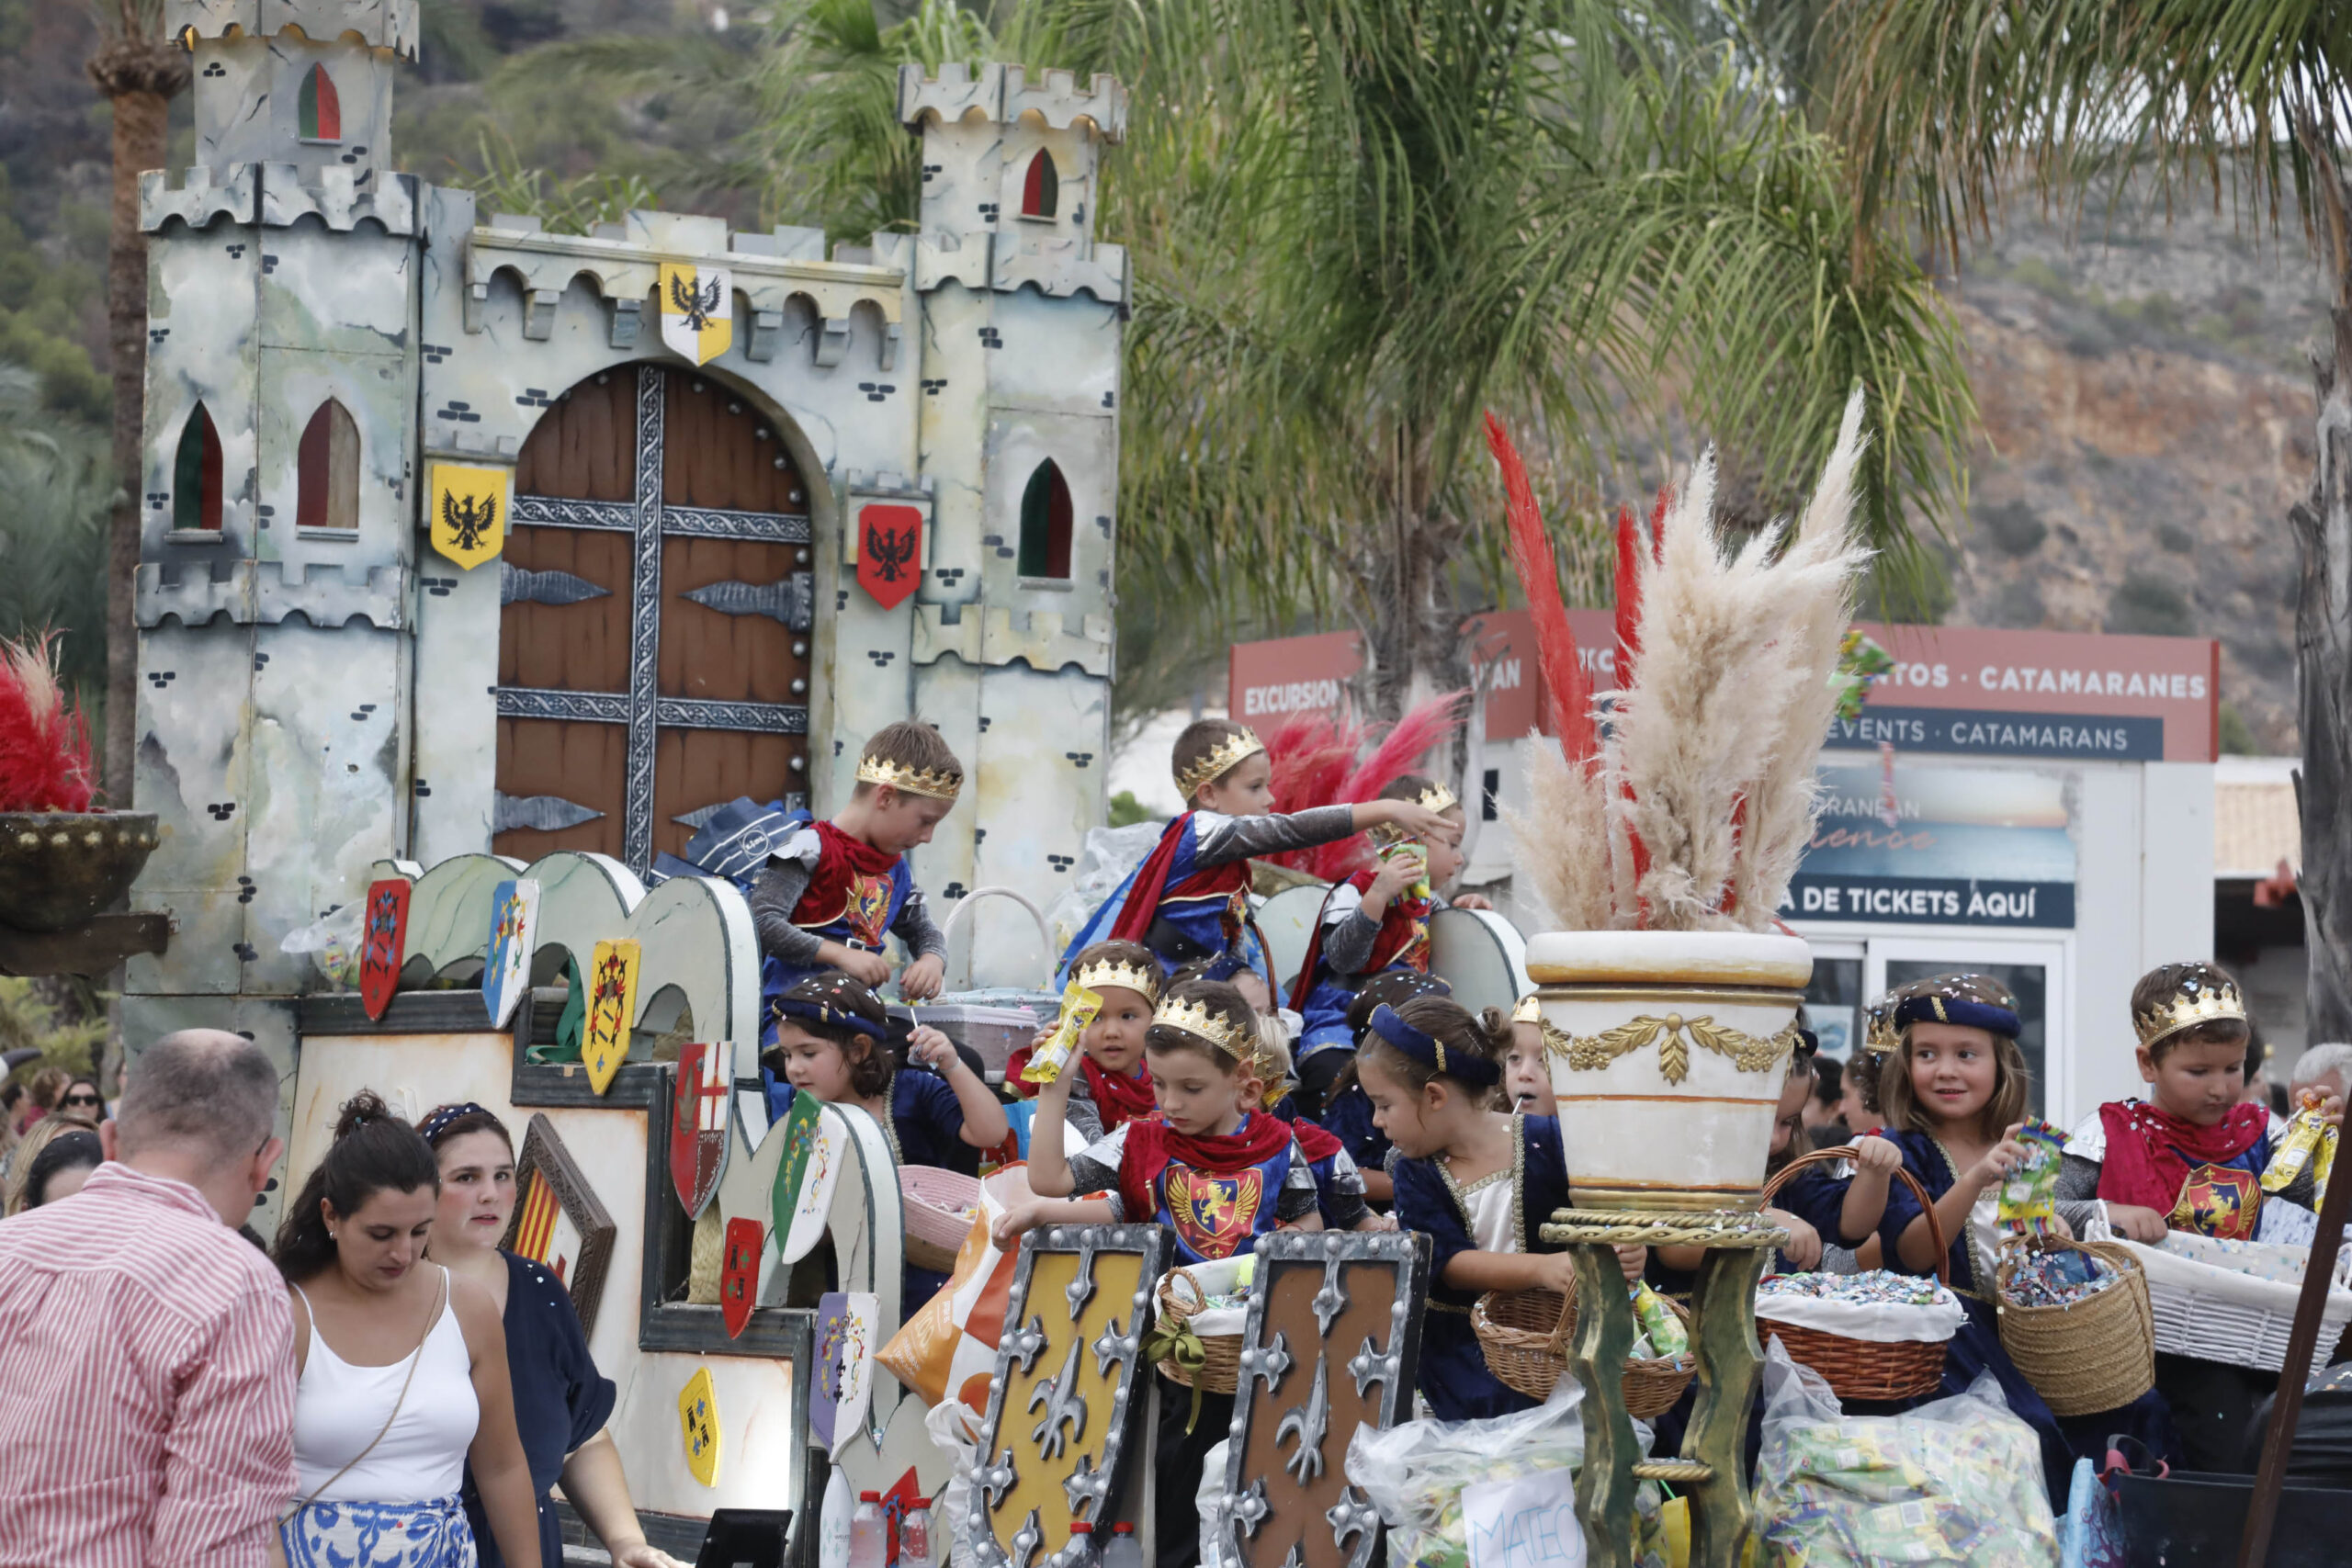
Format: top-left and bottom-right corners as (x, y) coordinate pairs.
(2290, 1043), (2352, 1120)
(3, 1113), (98, 1215)
(53, 1075), (106, 1122)
(1838, 1053), (1883, 1137)
(1805, 1054), (1849, 1146)
(0, 1029), (297, 1566)
(16, 1126), (101, 1212)
(12, 1066), (66, 1135)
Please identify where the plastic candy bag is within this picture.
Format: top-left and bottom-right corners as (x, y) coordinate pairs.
(279, 898), (366, 988)
(2264, 1094), (2338, 1200)
(1754, 1337), (2057, 1566)
(1023, 978), (1100, 1088)
(1997, 1119), (2067, 1238)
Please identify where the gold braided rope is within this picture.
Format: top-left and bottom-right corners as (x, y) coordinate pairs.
(1539, 1208), (1790, 1250)
(1632, 1460), (1714, 1483)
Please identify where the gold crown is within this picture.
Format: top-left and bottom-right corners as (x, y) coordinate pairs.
(1173, 730), (1266, 801)
(2133, 979), (2247, 1051)
(1511, 994), (1541, 1025)
(1074, 955), (1162, 1005)
(1151, 992), (1252, 1061)
(1417, 783), (1459, 813)
(855, 756), (963, 801)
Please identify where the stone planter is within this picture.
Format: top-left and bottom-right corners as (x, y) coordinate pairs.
(0, 812), (161, 932)
(1531, 928), (1813, 1213)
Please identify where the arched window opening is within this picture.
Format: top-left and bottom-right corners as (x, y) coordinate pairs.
(296, 399), (360, 531)
(1017, 459), (1072, 580)
(1021, 151), (1058, 220)
(299, 64), (342, 141)
(172, 402), (222, 533)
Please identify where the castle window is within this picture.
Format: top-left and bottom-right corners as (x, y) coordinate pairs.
(172, 402), (222, 533)
(1021, 151), (1058, 220)
(296, 399), (360, 532)
(1017, 458), (1072, 580)
(299, 64), (342, 142)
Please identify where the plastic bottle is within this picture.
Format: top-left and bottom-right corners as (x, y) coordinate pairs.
(819, 1471), (854, 1568)
(851, 1490), (888, 1568)
(899, 1497), (933, 1568)
(1067, 1521), (1095, 1564)
(1102, 1521), (1141, 1568)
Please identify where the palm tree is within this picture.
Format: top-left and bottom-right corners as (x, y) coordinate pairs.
(85, 0), (189, 808)
(1797, 0), (2352, 1043)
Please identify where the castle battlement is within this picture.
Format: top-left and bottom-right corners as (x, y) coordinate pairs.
(897, 62), (1125, 141)
(134, 559), (409, 631)
(165, 0), (419, 59)
(139, 164), (260, 232)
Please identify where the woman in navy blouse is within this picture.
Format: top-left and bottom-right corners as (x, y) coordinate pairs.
(421, 1104), (684, 1568)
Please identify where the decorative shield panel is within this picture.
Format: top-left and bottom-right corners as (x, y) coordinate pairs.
(426, 459), (512, 570)
(1220, 1230), (1431, 1568)
(481, 877), (539, 1030)
(670, 1041), (734, 1220)
(735, 1073), (773, 1157)
(678, 1364), (721, 1487)
(582, 937), (640, 1095)
(659, 261), (734, 366)
(856, 502), (924, 610)
(497, 1112), (618, 1338)
(811, 1289), (881, 1460)
(968, 1224), (1170, 1568)
(720, 1216), (762, 1339)
(358, 878), (409, 1021)
(774, 1096), (848, 1265)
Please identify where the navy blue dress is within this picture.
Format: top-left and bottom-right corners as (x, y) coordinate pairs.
(1770, 1163), (1860, 1272)
(1876, 1128), (2177, 1509)
(1318, 1080), (1393, 1185)
(464, 1252), (616, 1568)
(1391, 1115), (1571, 1422)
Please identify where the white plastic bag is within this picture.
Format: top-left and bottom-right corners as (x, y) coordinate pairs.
(1042, 822), (1166, 956)
(1753, 1335), (2058, 1565)
(280, 899), (364, 988)
(1196, 1437), (1233, 1568)
(924, 1397), (983, 1568)
(1346, 1384), (1590, 1568)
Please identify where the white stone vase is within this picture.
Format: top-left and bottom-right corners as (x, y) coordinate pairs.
(1530, 928), (1814, 1213)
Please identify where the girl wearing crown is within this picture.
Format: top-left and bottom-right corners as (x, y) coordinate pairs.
(993, 978), (1352, 1567)
(1055, 719), (1454, 986)
(1288, 773), (1492, 1115)
(1021, 942), (1164, 1188)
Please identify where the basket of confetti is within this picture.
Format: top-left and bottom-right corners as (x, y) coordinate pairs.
(1471, 1278), (1696, 1419)
(1995, 1237), (2154, 1416)
(899, 1166), (982, 1274)
(1758, 1148), (1953, 1402)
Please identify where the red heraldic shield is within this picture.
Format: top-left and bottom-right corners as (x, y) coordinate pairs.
(670, 1041), (734, 1222)
(720, 1215), (763, 1339)
(359, 879), (411, 1021)
(856, 503), (923, 610)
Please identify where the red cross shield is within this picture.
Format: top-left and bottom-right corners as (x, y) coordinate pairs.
(359, 879), (410, 1021)
(856, 503), (923, 610)
(670, 1042), (734, 1221)
(720, 1215), (763, 1338)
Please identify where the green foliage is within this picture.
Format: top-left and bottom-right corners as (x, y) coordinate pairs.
(0, 365), (111, 706)
(2218, 701), (2260, 756)
(0, 977), (106, 1079)
(447, 129), (661, 234)
(1106, 789), (1153, 828)
(1975, 499), (2047, 557)
(0, 170), (107, 423)
(2107, 570), (2193, 637)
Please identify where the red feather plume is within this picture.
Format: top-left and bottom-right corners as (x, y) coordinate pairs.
(1484, 414), (1593, 764)
(0, 632), (97, 814)
(1259, 694), (1469, 883)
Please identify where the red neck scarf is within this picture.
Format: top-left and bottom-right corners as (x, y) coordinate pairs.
(791, 821), (902, 930)
(2095, 1099), (2271, 1214)
(1080, 1055), (1159, 1132)
(1284, 870), (1429, 1010)
(1117, 1111), (1295, 1227)
(1289, 1117), (1342, 1164)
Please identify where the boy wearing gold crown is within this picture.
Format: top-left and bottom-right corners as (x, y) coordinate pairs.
(745, 720), (962, 1044)
(1055, 718), (1454, 986)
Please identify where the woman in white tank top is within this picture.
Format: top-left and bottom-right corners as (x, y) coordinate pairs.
(271, 1092), (541, 1568)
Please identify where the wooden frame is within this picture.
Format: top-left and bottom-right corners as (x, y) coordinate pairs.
(969, 1224), (1170, 1568)
(1219, 1230), (1431, 1568)
(497, 1111), (621, 1339)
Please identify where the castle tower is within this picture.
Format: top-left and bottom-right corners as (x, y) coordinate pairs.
(129, 0), (423, 1073)
(898, 64), (1127, 982)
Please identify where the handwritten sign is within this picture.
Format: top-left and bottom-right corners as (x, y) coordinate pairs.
(1463, 1471), (1584, 1568)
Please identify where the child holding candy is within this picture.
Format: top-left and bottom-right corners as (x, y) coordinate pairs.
(1020, 941), (1163, 1179)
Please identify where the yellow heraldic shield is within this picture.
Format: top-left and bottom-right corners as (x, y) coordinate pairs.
(582, 938), (641, 1097)
(677, 1365), (721, 1486)
(425, 461), (510, 570)
(658, 262), (733, 367)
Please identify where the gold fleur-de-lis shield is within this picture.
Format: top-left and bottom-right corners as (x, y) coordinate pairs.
(425, 460), (511, 570)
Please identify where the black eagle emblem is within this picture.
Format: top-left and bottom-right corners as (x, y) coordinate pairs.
(865, 517), (916, 582)
(669, 271), (723, 331)
(442, 487), (498, 553)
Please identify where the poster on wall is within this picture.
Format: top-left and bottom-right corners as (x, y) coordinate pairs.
(1779, 761), (2077, 930)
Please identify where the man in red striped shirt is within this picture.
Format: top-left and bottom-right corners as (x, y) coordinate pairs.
(0, 1029), (297, 1566)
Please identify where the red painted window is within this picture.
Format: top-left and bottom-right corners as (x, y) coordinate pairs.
(1017, 459), (1072, 579)
(296, 399), (360, 530)
(300, 64), (341, 141)
(172, 403), (223, 532)
(1021, 152), (1058, 220)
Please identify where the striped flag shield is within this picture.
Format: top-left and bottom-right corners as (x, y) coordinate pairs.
(511, 1169), (583, 1285)
(670, 1041), (734, 1221)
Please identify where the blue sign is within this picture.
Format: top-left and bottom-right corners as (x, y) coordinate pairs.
(1826, 705), (2164, 761)
(1783, 761), (2077, 929)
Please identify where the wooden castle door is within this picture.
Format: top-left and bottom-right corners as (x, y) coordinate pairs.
(493, 363), (815, 868)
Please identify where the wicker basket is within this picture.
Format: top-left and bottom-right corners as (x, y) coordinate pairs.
(899, 1166), (982, 1276)
(1156, 1267), (1245, 1393)
(1471, 1280), (1697, 1420)
(2123, 1232), (2352, 1373)
(1995, 1236), (2155, 1416)
(1756, 1147), (1951, 1404)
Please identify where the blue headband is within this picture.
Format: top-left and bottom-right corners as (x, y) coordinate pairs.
(1894, 993), (2020, 1039)
(1199, 951), (1252, 984)
(767, 977), (887, 1041)
(417, 1101), (496, 1145)
(1368, 1004), (1501, 1087)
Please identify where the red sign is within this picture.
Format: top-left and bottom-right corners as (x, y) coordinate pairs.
(358, 879), (409, 1021)
(720, 1216), (762, 1338)
(1227, 630), (1364, 727)
(855, 503), (923, 610)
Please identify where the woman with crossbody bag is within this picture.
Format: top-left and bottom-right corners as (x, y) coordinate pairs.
(271, 1092), (541, 1568)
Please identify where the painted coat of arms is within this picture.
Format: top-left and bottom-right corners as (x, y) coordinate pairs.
(358, 878), (410, 1021)
(670, 1041), (734, 1221)
(481, 877), (539, 1030)
(856, 502), (923, 610)
(582, 938), (641, 1096)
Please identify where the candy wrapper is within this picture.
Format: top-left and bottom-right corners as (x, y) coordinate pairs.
(1020, 979), (1101, 1087)
(2263, 1094), (2338, 1198)
(1369, 830), (1431, 899)
(1999, 1244), (2120, 1309)
(1631, 1281), (1689, 1359)
(1996, 1118), (2066, 1237)
(1755, 1337), (2056, 1567)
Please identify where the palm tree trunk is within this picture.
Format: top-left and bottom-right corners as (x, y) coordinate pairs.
(90, 35), (187, 810)
(2290, 118), (2352, 1043)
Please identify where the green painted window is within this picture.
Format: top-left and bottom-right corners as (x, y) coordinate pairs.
(1017, 459), (1072, 579)
(1022, 152), (1058, 219)
(299, 63), (341, 141)
(172, 403), (222, 532)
